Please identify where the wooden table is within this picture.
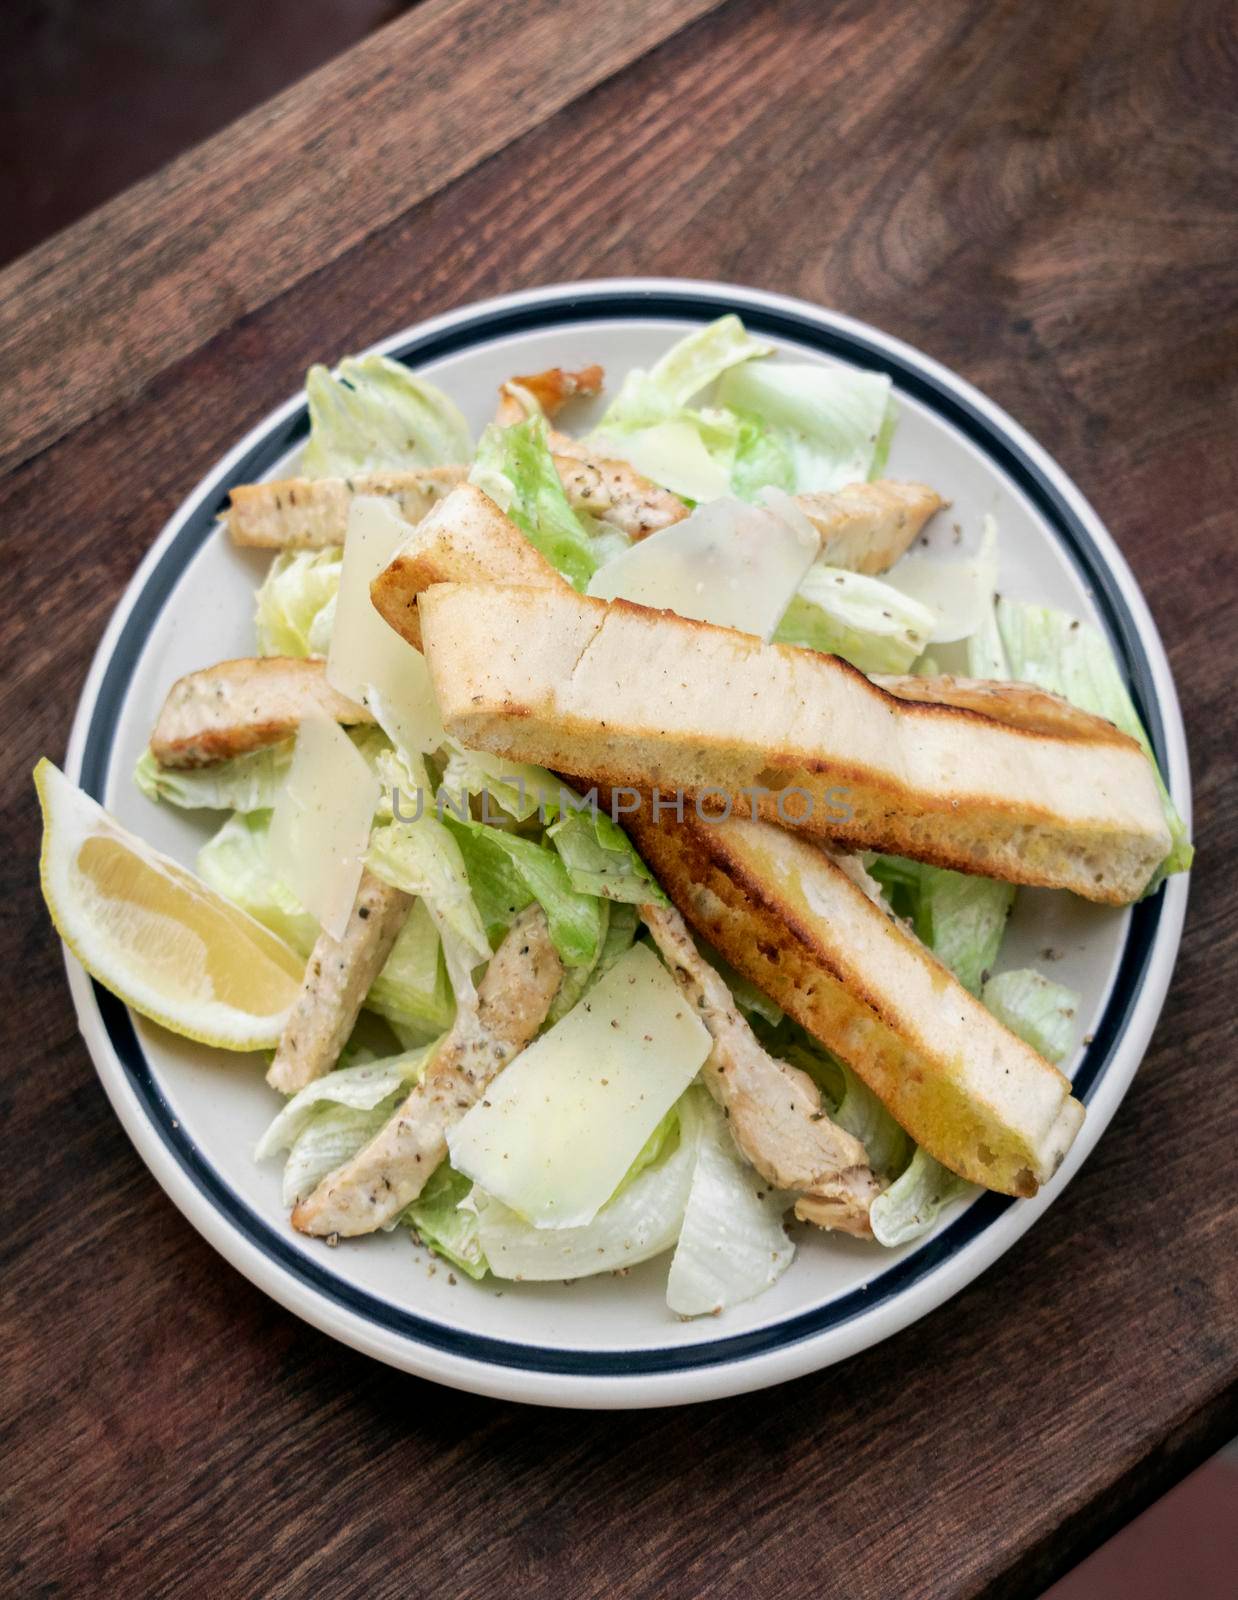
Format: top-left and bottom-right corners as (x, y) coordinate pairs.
(2, 2), (1235, 1594)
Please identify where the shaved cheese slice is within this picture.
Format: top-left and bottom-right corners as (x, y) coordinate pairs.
(447, 943), (711, 1228)
(269, 715), (379, 941)
(882, 515), (999, 644)
(587, 496), (819, 640)
(327, 495), (446, 753)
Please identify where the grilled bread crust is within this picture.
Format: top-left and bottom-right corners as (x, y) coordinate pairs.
(616, 804), (1084, 1196)
(370, 482), (567, 649)
(418, 582), (1171, 904)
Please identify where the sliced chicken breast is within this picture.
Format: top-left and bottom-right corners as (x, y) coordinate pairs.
(795, 481), (945, 573)
(292, 905), (562, 1237)
(640, 904), (879, 1235)
(150, 657), (374, 768)
(267, 870), (414, 1095)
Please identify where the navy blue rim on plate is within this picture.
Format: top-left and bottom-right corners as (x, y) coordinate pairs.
(79, 287), (1167, 1379)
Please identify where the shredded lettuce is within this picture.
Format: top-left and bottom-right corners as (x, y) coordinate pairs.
(718, 359), (896, 494)
(775, 566), (936, 673)
(198, 809), (319, 954)
(367, 748), (492, 994)
(546, 900), (638, 1024)
(444, 815), (602, 969)
(302, 354), (471, 478)
(439, 742), (559, 823)
(254, 547), (342, 657)
(136, 743), (291, 813)
(589, 317), (777, 501)
(547, 805), (667, 905)
(470, 416), (599, 589)
(406, 1164), (488, 1280)
(255, 1049), (431, 1205)
(365, 898), (454, 1042)
(982, 969), (1079, 1064)
(666, 1090), (794, 1316)
(870, 855), (1015, 995)
(597, 316), (773, 434)
(870, 1147), (975, 1248)
(996, 599), (1192, 880)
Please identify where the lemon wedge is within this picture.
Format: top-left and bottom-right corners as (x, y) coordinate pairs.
(36, 758), (304, 1050)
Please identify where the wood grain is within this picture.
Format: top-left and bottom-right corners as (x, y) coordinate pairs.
(2, 1), (1236, 1596)
(0, 0), (726, 475)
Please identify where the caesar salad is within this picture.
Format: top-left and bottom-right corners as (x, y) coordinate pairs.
(35, 316), (1191, 1317)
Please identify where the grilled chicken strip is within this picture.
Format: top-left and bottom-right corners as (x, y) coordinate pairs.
(795, 481), (945, 573)
(150, 657), (374, 767)
(227, 466), (466, 548)
(494, 364), (605, 426)
(292, 905), (562, 1237)
(495, 363), (689, 542)
(640, 904), (879, 1236)
(223, 450), (685, 550)
(549, 436), (689, 541)
(267, 871), (414, 1095)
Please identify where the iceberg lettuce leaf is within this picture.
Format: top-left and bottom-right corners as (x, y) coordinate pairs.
(366, 751), (492, 994)
(470, 416), (599, 589)
(718, 360), (896, 494)
(439, 741), (560, 823)
(597, 315), (773, 433)
(666, 1091), (794, 1317)
(982, 968), (1079, 1065)
(996, 599), (1192, 880)
(137, 744), (292, 814)
(406, 1164), (488, 1280)
(869, 855), (1015, 995)
(443, 815), (603, 969)
(365, 897), (455, 1042)
(197, 809), (319, 954)
(255, 1048), (432, 1206)
(302, 354), (471, 478)
(254, 547), (342, 658)
(775, 566), (936, 673)
(870, 1147), (975, 1247)
(547, 804), (667, 905)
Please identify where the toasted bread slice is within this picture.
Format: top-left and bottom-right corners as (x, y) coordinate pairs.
(226, 466), (466, 549)
(150, 657), (373, 767)
(370, 482), (569, 648)
(873, 673), (1126, 739)
(794, 481), (944, 573)
(417, 582), (1171, 904)
(622, 807), (1083, 1195)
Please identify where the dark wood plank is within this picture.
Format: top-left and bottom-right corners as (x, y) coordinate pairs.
(0, 0), (726, 474)
(2, 0), (1236, 1596)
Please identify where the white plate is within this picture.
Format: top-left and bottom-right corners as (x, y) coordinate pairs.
(61, 280), (1190, 1408)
